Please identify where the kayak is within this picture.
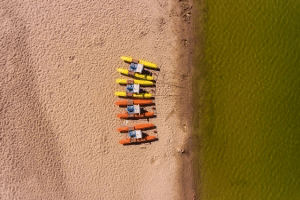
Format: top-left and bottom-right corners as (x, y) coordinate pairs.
(114, 92), (152, 98)
(116, 79), (154, 86)
(117, 68), (154, 81)
(115, 99), (154, 106)
(117, 123), (155, 132)
(117, 111), (155, 119)
(120, 56), (158, 69)
(119, 135), (157, 145)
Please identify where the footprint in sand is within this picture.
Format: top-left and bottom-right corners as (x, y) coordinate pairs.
(150, 158), (161, 166)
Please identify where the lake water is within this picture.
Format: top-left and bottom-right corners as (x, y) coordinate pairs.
(193, 0), (300, 199)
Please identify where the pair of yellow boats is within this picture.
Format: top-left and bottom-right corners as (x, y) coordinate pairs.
(115, 56), (158, 98)
(117, 56), (158, 81)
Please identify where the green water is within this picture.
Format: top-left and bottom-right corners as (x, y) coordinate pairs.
(193, 0), (300, 199)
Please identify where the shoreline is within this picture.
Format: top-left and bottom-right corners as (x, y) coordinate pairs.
(172, 0), (197, 199)
(191, 0), (208, 199)
(175, 0), (208, 199)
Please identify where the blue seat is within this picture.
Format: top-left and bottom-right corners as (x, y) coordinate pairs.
(129, 63), (137, 71)
(127, 105), (134, 113)
(128, 130), (136, 138)
(126, 84), (134, 92)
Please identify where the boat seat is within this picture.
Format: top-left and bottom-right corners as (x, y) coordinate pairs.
(126, 84), (139, 93)
(135, 130), (142, 139)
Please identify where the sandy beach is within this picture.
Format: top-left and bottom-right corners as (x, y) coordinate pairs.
(0, 0), (194, 199)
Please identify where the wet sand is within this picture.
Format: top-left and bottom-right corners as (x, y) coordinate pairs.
(0, 0), (194, 199)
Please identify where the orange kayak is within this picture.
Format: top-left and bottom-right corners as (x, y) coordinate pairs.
(117, 112), (155, 119)
(119, 135), (157, 145)
(117, 123), (155, 132)
(115, 99), (154, 106)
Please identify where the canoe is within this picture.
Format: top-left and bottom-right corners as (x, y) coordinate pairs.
(117, 68), (154, 81)
(120, 56), (158, 69)
(117, 111), (155, 119)
(119, 135), (157, 145)
(116, 79), (154, 86)
(115, 99), (154, 106)
(115, 92), (152, 98)
(117, 123), (155, 132)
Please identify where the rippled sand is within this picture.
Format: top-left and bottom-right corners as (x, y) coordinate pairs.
(0, 0), (194, 199)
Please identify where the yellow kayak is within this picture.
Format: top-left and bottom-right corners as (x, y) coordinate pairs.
(117, 68), (154, 81)
(115, 92), (153, 98)
(120, 56), (158, 69)
(116, 79), (154, 86)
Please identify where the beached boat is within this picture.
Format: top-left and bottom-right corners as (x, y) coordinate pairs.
(119, 130), (157, 145)
(117, 68), (154, 81)
(120, 56), (158, 69)
(119, 135), (157, 145)
(117, 105), (155, 119)
(117, 123), (155, 132)
(114, 92), (152, 98)
(114, 84), (153, 98)
(116, 79), (154, 86)
(115, 99), (154, 106)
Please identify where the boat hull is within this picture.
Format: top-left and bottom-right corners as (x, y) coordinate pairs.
(115, 92), (152, 98)
(117, 112), (155, 119)
(117, 68), (154, 81)
(119, 135), (157, 145)
(120, 56), (158, 69)
(116, 79), (154, 86)
(117, 123), (155, 132)
(115, 99), (154, 106)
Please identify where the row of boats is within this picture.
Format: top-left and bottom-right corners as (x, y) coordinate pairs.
(115, 56), (159, 145)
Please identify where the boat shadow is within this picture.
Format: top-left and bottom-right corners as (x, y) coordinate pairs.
(123, 139), (159, 145)
(125, 115), (157, 121)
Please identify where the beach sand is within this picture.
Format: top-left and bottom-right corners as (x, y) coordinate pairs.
(0, 0), (194, 199)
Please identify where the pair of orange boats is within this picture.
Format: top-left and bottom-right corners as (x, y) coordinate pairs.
(116, 121), (157, 145)
(116, 57), (158, 145)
